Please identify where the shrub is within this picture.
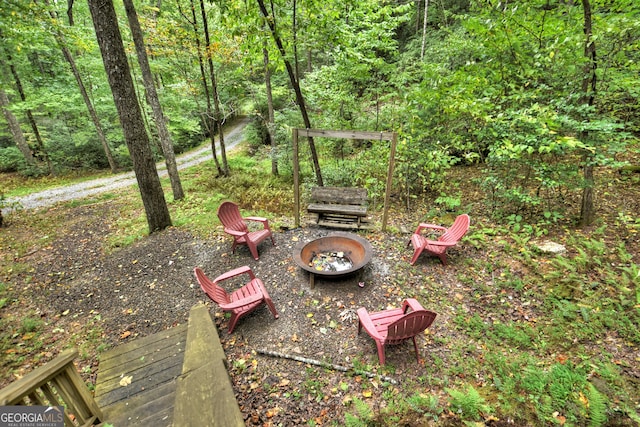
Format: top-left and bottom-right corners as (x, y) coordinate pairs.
(0, 147), (26, 172)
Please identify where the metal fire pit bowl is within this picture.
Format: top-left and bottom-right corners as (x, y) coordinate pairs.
(293, 232), (373, 288)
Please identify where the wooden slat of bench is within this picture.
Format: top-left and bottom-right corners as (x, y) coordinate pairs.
(307, 203), (367, 217)
(311, 187), (367, 205)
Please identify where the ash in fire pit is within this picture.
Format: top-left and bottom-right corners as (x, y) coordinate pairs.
(293, 232), (372, 288)
(309, 251), (354, 272)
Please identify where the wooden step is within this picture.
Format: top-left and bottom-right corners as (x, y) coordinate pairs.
(173, 304), (244, 427)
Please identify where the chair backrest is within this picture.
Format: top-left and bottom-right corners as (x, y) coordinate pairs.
(194, 267), (230, 306)
(217, 201), (248, 234)
(440, 214), (470, 244)
(386, 310), (437, 342)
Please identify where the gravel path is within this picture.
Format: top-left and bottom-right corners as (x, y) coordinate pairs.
(2, 117), (250, 213)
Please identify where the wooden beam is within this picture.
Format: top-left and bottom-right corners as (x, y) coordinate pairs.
(0, 349), (77, 405)
(296, 128), (395, 141)
(173, 304), (244, 427)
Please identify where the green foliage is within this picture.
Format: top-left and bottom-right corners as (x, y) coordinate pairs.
(434, 194), (461, 212)
(0, 147), (26, 173)
(344, 397), (374, 427)
(587, 383), (608, 427)
(20, 317), (43, 334)
(446, 385), (492, 421)
(242, 119), (269, 154)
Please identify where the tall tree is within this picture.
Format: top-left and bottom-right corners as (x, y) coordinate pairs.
(579, 0), (596, 227)
(198, 0), (229, 176)
(88, 0), (171, 233)
(180, 0), (224, 176)
(263, 37), (278, 176)
(256, 0), (323, 186)
(420, 0), (429, 61)
(44, 0), (119, 173)
(1, 41), (52, 173)
(0, 87), (38, 168)
(123, 0), (184, 200)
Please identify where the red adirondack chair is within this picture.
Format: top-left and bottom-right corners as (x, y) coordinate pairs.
(217, 201), (275, 260)
(407, 214), (470, 265)
(194, 266), (279, 333)
(357, 298), (437, 365)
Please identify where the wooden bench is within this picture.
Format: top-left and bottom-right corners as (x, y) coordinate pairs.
(307, 186), (371, 229)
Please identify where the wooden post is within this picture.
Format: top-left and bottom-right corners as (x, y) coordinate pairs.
(382, 132), (397, 232)
(293, 128), (300, 228)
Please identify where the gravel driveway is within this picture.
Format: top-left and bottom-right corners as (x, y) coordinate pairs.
(2, 117), (250, 213)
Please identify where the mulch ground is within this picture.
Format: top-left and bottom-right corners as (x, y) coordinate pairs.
(1, 199), (485, 426)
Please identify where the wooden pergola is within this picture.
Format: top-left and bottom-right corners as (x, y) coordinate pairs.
(292, 128), (398, 231)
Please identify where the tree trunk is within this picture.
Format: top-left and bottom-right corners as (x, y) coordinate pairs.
(199, 0), (229, 176)
(124, 0), (184, 200)
(257, 0), (323, 186)
(2, 47), (51, 173)
(43, 1), (119, 174)
(263, 39), (278, 176)
(420, 0), (430, 61)
(60, 44), (119, 173)
(184, 0), (222, 176)
(0, 88), (38, 167)
(88, 0), (171, 233)
(579, 0), (597, 227)
(66, 0), (75, 25)
(292, 0), (299, 80)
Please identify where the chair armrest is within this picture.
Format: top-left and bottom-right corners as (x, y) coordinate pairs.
(219, 292), (264, 310)
(356, 308), (384, 340)
(423, 239), (458, 247)
(403, 298), (424, 313)
(415, 223), (447, 234)
(213, 265), (255, 283)
(224, 227), (248, 237)
(245, 216), (269, 225)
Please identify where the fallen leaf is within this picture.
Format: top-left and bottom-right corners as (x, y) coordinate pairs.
(120, 331), (131, 339)
(362, 390), (372, 398)
(578, 391), (589, 407)
(119, 375), (132, 387)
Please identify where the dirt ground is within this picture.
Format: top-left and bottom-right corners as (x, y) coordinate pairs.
(1, 199), (486, 425)
(1, 163), (639, 426)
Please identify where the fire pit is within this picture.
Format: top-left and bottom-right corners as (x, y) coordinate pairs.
(293, 232), (373, 288)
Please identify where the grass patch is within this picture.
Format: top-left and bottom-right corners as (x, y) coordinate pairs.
(1, 171), (114, 198)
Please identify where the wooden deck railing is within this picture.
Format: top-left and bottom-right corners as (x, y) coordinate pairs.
(0, 348), (103, 427)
